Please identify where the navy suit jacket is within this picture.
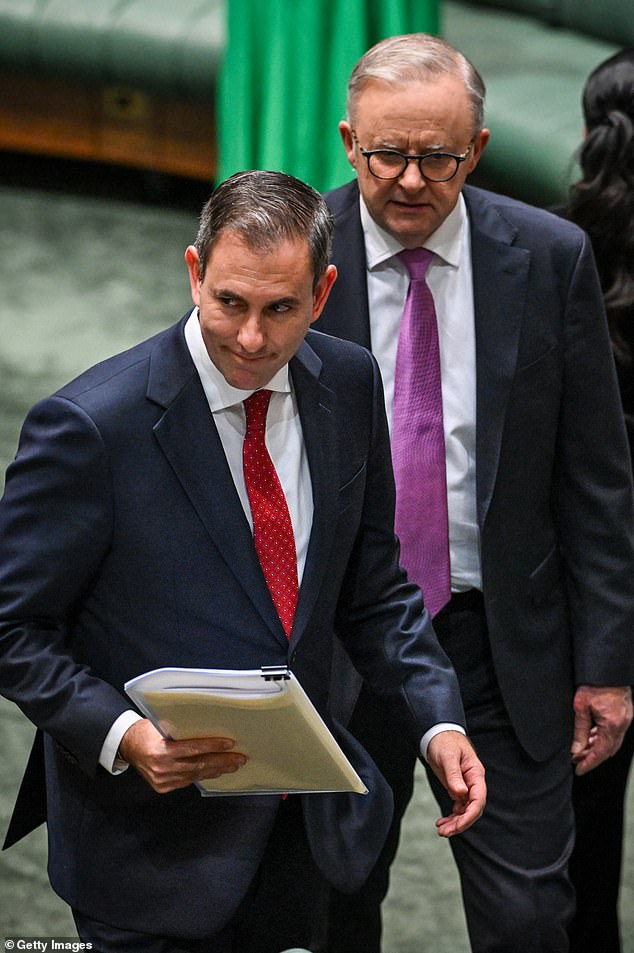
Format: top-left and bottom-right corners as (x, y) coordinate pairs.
(316, 180), (634, 761)
(0, 316), (464, 938)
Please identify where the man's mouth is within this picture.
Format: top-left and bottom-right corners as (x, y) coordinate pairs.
(391, 199), (428, 209)
(233, 351), (270, 362)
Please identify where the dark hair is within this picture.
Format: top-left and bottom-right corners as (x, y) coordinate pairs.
(194, 170), (334, 288)
(347, 33), (486, 137)
(566, 49), (634, 363)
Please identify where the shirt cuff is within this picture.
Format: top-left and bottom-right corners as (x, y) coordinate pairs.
(99, 710), (144, 774)
(420, 723), (466, 762)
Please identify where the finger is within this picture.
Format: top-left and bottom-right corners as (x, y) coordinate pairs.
(142, 751), (248, 792)
(171, 750), (247, 779)
(436, 808), (474, 837)
(168, 737), (238, 759)
(198, 751), (248, 779)
(435, 794), (485, 837)
(435, 774), (486, 837)
(574, 727), (623, 775)
(574, 746), (604, 775)
(571, 727), (597, 765)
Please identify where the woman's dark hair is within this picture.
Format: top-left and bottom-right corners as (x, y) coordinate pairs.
(567, 49), (634, 363)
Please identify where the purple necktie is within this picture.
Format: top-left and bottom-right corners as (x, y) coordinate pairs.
(391, 247), (451, 618)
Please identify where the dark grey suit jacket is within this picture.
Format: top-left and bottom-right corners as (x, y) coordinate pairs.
(0, 317), (464, 937)
(316, 180), (634, 761)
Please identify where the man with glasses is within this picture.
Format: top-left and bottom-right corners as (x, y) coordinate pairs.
(314, 33), (634, 953)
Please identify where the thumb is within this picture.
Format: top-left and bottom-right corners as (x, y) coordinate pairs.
(571, 705), (592, 757)
(443, 760), (469, 801)
(428, 736), (469, 800)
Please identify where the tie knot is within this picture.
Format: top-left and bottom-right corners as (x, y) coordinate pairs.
(244, 389), (272, 432)
(399, 247), (434, 281)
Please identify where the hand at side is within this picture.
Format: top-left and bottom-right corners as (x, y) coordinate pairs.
(571, 684), (633, 775)
(426, 730), (486, 837)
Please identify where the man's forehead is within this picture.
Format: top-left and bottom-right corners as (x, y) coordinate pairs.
(211, 228), (310, 259)
(205, 230), (314, 289)
(352, 76), (474, 148)
(353, 75), (470, 117)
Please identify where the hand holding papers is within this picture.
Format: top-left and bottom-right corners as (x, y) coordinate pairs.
(125, 666), (367, 797)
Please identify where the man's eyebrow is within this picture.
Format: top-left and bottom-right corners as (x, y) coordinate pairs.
(212, 289), (301, 308)
(213, 287), (246, 301)
(269, 295), (301, 308)
(373, 139), (447, 152)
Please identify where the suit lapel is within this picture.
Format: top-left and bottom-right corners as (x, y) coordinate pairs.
(288, 341), (339, 648)
(464, 187), (530, 527)
(147, 320), (287, 645)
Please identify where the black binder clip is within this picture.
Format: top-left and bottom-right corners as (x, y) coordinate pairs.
(261, 665), (291, 681)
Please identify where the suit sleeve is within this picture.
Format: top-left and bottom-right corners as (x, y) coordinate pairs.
(556, 232), (634, 685)
(333, 351), (466, 738)
(0, 395), (133, 775)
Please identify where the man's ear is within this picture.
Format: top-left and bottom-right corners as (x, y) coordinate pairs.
(185, 245), (202, 306)
(467, 128), (490, 174)
(311, 264), (338, 323)
(339, 121), (356, 169)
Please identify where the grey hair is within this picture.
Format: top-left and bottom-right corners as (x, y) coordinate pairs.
(346, 33), (486, 135)
(194, 170), (334, 287)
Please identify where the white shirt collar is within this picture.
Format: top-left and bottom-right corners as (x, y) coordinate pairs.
(184, 309), (291, 413)
(359, 192), (467, 270)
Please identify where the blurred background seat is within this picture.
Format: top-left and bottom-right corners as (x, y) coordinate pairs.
(0, 0), (224, 181)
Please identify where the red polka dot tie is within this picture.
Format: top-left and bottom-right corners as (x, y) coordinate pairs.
(243, 389), (298, 639)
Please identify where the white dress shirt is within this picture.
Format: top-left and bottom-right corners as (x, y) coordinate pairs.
(184, 309), (313, 579)
(360, 193), (482, 592)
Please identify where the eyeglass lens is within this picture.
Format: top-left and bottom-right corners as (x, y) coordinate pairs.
(368, 151), (460, 181)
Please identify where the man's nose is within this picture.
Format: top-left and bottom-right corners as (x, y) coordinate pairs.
(399, 158), (427, 191)
(237, 313), (266, 351)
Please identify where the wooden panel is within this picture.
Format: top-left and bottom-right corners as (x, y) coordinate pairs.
(0, 70), (217, 182)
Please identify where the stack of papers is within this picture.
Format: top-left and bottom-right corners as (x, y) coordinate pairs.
(125, 666), (367, 797)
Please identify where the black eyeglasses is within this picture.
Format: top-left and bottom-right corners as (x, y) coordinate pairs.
(351, 130), (473, 182)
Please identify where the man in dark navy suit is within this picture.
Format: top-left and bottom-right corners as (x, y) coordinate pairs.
(314, 33), (634, 953)
(0, 170), (485, 953)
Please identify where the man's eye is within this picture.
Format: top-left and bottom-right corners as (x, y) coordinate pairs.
(271, 303), (292, 314)
(217, 296), (239, 308)
(378, 151), (405, 165)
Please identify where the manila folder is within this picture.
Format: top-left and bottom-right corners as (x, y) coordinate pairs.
(124, 667), (367, 797)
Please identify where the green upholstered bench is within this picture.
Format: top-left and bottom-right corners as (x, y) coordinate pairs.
(0, 0), (224, 181)
(443, 0), (631, 205)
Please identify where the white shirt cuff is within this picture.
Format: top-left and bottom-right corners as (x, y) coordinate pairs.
(99, 710), (143, 774)
(420, 723), (466, 762)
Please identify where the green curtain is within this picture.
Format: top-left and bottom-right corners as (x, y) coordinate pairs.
(217, 0), (440, 192)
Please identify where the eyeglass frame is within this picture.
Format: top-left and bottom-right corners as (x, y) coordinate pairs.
(350, 129), (474, 182)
